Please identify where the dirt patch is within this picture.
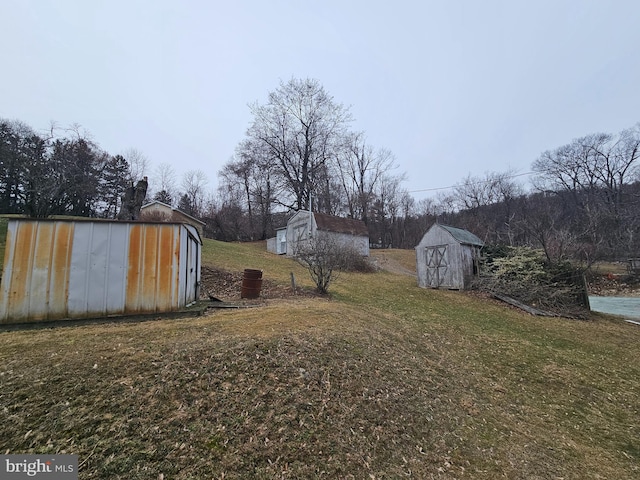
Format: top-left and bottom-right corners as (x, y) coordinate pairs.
(200, 266), (320, 302)
(587, 273), (640, 297)
(369, 250), (417, 277)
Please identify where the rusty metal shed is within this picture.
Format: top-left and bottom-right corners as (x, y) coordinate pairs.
(0, 219), (201, 324)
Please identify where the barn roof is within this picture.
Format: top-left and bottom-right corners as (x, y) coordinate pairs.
(313, 212), (369, 236)
(439, 224), (484, 246)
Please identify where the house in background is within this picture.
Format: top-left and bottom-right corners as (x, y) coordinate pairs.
(415, 223), (483, 290)
(267, 211), (369, 257)
(140, 201), (206, 238)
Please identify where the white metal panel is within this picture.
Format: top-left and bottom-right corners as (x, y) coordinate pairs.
(185, 233), (197, 304)
(67, 222), (129, 316)
(104, 223), (129, 312)
(68, 222), (91, 315)
(86, 223), (111, 315)
(72, 222), (129, 316)
(177, 227), (187, 306)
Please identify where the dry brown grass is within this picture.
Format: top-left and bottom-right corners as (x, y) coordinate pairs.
(370, 248), (417, 276)
(1, 242), (639, 479)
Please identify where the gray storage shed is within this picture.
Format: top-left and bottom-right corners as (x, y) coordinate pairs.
(416, 223), (483, 290)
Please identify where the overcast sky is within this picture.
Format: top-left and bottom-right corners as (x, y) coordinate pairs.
(2, 0), (639, 201)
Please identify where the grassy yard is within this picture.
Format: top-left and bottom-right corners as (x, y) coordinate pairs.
(0, 240), (638, 479)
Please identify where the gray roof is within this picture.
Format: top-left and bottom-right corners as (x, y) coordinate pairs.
(439, 224), (484, 246)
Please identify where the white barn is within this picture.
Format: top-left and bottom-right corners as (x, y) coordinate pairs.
(415, 223), (483, 290)
(267, 211), (369, 257)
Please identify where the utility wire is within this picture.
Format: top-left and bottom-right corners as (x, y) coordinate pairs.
(408, 171), (535, 194)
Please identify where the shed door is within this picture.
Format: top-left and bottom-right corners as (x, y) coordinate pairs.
(425, 245), (448, 288)
(276, 230), (287, 254)
(184, 233), (199, 304)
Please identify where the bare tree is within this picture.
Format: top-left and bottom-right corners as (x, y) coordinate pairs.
(533, 126), (640, 258)
(227, 137), (284, 239)
(180, 169), (208, 217)
(294, 232), (354, 294)
(452, 170), (523, 243)
(335, 132), (398, 225)
(122, 147), (149, 183)
(151, 162), (178, 205)
(369, 174), (406, 248)
(245, 77), (352, 210)
(453, 170), (522, 211)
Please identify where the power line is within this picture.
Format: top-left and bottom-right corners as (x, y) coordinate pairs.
(408, 171), (535, 194)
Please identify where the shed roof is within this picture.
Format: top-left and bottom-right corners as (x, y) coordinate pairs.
(313, 212), (369, 236)
(7, 217), (203, 244)
(439, 224), (484, 246)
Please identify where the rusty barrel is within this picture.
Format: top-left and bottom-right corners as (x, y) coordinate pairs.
(241, 269), (263, 299)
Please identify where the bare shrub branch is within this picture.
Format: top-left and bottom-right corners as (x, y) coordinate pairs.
(295, 233), (372, 293)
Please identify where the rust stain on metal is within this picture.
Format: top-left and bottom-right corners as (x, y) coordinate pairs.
(50, 222), (74, 317)
(126, 224), (179, 313)
(156, 226), (175, 310)
(1, 221), (77, 322)
(8, 221), (36, 316)
(126, 224), (143, 312)
(142, 225), (159, 311)
(29, 221), (55, 320)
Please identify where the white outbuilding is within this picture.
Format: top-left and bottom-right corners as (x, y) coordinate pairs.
(286, 211), (369, 257)
(266, 211), (369, 257)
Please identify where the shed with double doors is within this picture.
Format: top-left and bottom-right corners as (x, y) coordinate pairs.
(0, 218), (201, 324)
(415, 223), (483, 290)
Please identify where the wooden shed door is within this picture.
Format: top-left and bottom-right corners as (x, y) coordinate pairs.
(425, 245), (448, 288)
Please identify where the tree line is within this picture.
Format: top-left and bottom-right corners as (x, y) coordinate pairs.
(0, 119), (210, 220)
(214, 78), (408, 242)
(215, 78), (640, 263)
(3, 77), (639, 264)
(435, 125), (640, 264)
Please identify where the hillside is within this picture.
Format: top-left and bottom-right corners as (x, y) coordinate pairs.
(0, 240), (639, 479)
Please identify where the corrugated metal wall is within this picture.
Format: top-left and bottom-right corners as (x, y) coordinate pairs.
(0, 219), (201, 324)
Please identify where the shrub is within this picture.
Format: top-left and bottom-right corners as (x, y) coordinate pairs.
(476, 245), (589, 316)
(295, 233), (373, 293)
